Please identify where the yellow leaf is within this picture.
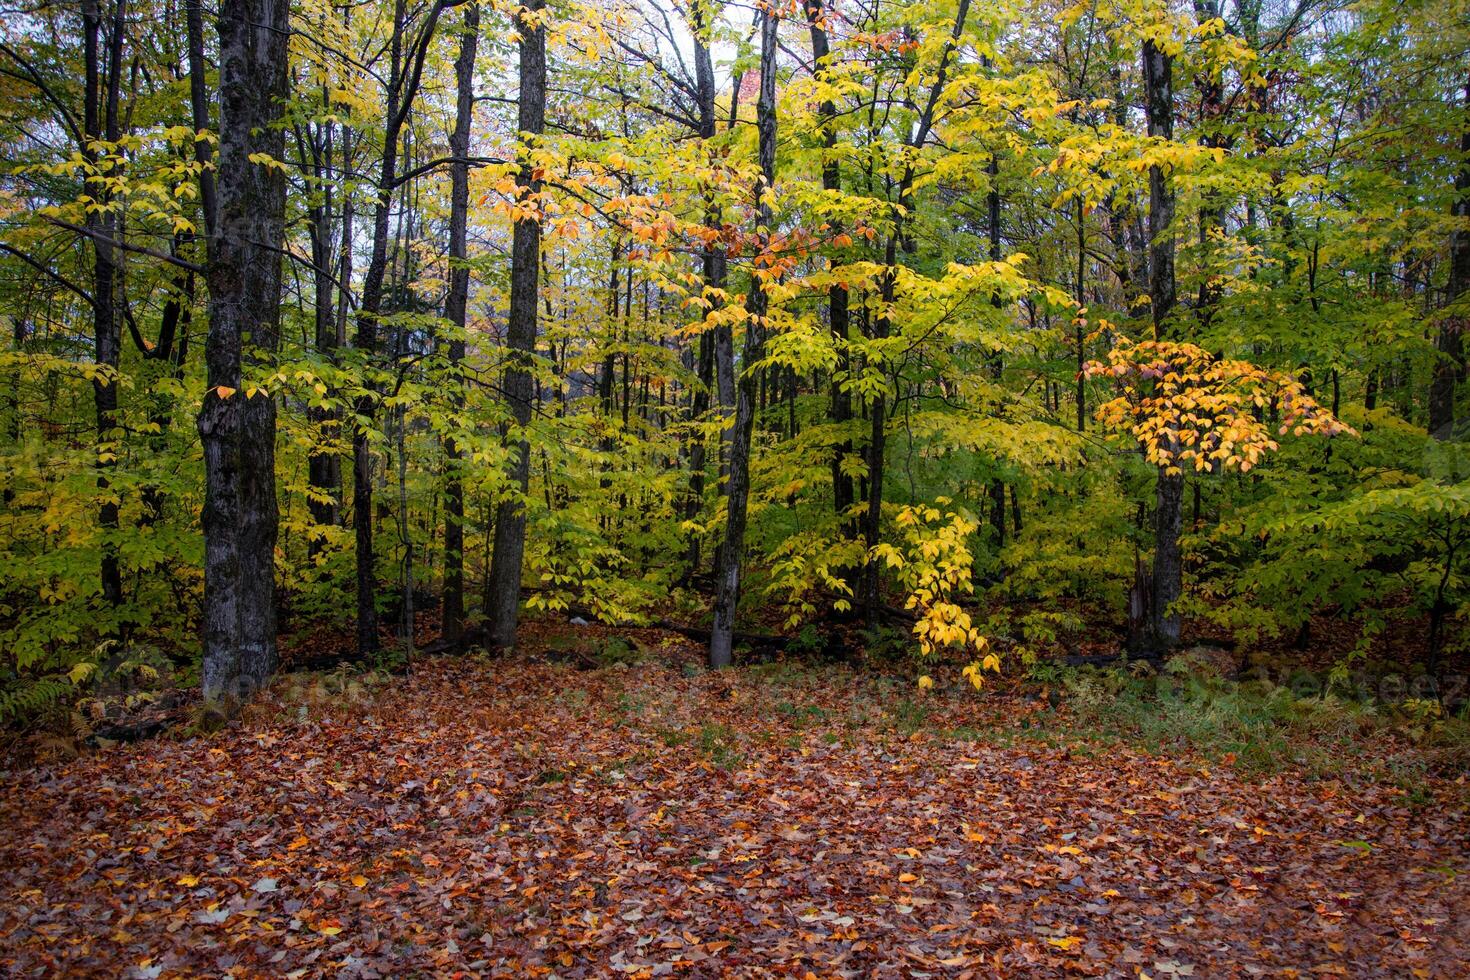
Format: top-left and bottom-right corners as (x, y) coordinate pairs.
(917, 675), (934, 690)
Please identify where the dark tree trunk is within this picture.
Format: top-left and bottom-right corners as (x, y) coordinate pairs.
(985, 134), (1008, 556)
(83, 0), (125, 609)
(1193, 0), (1225, 330)
(441, 3), (478, 647)
(1074, 198), (1086, 430)
(1141, 36), (1182, 652)
(1143, 38), (1176, 340)
(198, 0), (289, 707)
(352, 0), (449, 655)
(860, 0), (971, 620)
(710, 5), (777, 669)
(486, 0), (546, 650)
(185, 0), (217, 235)
(1429, 80), (1470, 440)
(305, 117), (341, 542)
(805, 0), (855, 537)
(684, 9), (727, 575)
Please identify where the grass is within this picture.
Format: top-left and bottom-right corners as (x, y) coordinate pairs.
(697, 722), (744, 769)
(734, 643), (1469, 798)
(1055, 662), (1470, 789)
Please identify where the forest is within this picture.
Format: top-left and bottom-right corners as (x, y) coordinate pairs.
(1, 0), (1469, 975)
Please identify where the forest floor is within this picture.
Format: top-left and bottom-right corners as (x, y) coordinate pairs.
(2, 623), (1469, 978)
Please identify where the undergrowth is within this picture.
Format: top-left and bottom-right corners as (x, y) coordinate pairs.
(1054, 661), (1470, 790)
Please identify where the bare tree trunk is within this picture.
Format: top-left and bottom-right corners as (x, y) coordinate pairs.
(986, 140), (1007, 554)
(860, 0), (971, 620)
(1140, 36), (1182, 652)
(710, 5), (778, 669)
(352, 0), (449, 656)
(684, 9), (726, 575)
(1430, 80), (1470, 440)
(1143, 39), (1176, 341)
(305, 116), (341, 543)
(486, 0), (547, 650)
(441, 2), (478, 647)
(1193, 0), (1225, 331)
(82, 0), (125, 610)
(199, 0), (289, 707)
(805, 0), (855, 539)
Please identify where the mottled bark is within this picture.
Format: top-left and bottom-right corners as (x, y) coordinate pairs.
(1429, 80), (1470, 440)
(352, 0), (450, 655)
(485, 0), (546, 650)
(83, 0), (124, 609)
(199, 0), (289, 706)
(1143, 38), (1176, 340)
(1141, 36), (1182, 651)
(441, 3), (478, 647)
(710, 4), (777, 669)
(684, 6), (727, 575)
(805, 0), (855, 533)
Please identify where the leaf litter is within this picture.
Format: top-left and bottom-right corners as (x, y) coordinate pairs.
(1, 649), (1467, 977)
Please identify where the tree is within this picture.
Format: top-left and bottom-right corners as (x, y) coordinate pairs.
(709, 0), (778, 669)
(441, 2), (479, 648)
(198, 0), (290, 707)
(1086, 335), (1351, 652)
(351, 0), (455, 656)
(1429, 81), (1470, 440)
(486, 0), (548, 650)
(1142, 10), (1182, 651)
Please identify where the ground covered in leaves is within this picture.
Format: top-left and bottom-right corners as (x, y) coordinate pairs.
(3, 634), (1468, 978)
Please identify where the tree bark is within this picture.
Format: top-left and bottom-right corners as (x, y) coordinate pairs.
(1142, 35), (1182, 651)
(860, 0), (971, 619)
(199, 0), (289, 707)
(1143, 38), (1176, 340)
(684, 6), (727, 575)
(804, 0), (855, 536)
(82, 0), (125, 610)
(486, 0), (547, 650)
(710, 4), (778, 669)
(352, 0), (450, 655)
(441, 3), (478, 647)
(1429, 80), (1470, 440)
(305, 114), (341, 543)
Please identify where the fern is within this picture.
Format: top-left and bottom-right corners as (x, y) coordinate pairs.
(0, 676), (75, 726)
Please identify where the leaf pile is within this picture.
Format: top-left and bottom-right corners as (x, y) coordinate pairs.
(2, 652), (1467, 977)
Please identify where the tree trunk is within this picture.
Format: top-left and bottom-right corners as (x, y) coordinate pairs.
(486, 0), (547, 650)
(1193, 0), (1225, 331)
(804, 0), (855, 537)
(1143, 38), (1176, 340)
(1429, 80), (1470, 440)
(1142, 36), (1182, 651)
(83, 0), (125, 610)
(352, 0), (449, 656)
(199, 0), (289, 707)
(710, 5), (778, 669)
(684, 9), (727, 575)
(441, 3), (478, 647)
(306, 121), (341, 543)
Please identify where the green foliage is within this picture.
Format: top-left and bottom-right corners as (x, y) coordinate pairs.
(1, 0), (1467, 724)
